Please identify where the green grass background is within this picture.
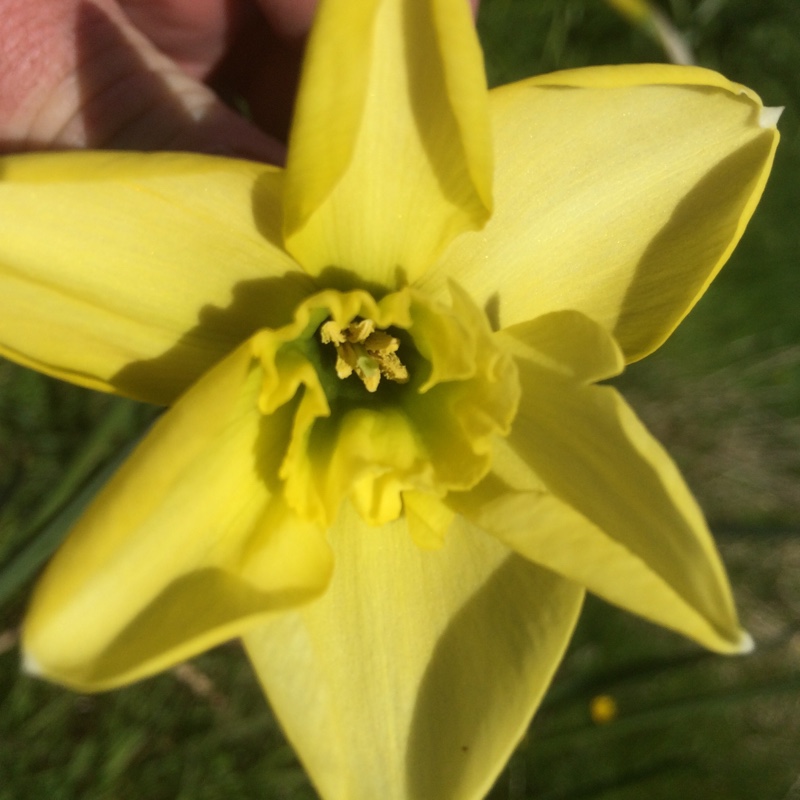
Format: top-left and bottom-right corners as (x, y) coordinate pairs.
(2, 0), (799, 797)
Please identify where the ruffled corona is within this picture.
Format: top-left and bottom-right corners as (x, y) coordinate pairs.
(250, 283), (520, 529)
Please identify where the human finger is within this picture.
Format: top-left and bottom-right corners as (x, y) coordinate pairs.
(0, 0), (283, 161)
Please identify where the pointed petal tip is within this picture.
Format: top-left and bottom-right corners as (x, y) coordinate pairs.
(759, 106), (784, 129)
(736, 630), (755, 655)
(21, 647), (42, 678)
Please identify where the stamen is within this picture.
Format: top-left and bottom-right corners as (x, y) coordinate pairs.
(321, 319), (409, 392)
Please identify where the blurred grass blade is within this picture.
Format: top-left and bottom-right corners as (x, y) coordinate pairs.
(542, 757), (698, 800)
(536, 674), (800, 751)
(18, 400), (147, 536)
(606, 0), (695, 64)
(0, 400), (154, 606)
(542, 649), (715, 708)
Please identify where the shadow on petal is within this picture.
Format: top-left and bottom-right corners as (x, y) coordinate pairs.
(404, 0), (473, 214)
(111, 272), (315, 403)
(75, 567), (321, 689)
(406, 555), (582, 800)
(616, 132), (777, 361)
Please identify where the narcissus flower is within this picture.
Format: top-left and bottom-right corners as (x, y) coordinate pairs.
(0, 0), (779, 797)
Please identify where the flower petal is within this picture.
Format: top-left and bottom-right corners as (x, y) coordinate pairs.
(497, 309), (624, 383)
(245, 502), (583, 800)
(455, 315), (745, 652)
(22, 338), (332, 691)
(422, 64), (779, 360)
(0, 151), (313, 404)
(283, 0), (492, 287)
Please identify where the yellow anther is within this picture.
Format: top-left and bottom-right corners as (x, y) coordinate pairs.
(321, 319), (409, 392)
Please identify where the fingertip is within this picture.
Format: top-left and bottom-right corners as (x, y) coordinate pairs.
(256, 0), (320, 39)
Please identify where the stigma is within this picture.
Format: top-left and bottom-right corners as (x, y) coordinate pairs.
(320, 318), (409, 392)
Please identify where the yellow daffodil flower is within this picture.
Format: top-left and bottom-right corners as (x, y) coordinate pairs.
(0, 0), (779, 798)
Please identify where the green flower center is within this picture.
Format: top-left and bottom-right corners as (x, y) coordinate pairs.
(250, 284), (519, 529)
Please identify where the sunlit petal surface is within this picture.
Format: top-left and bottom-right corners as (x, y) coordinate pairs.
(23, 339), (332, 690)
(283, 0), (492, 285)
(245, 502), (583, 800)
(422, 64), (779, 359)
(0, 152), (313, 404)
(451, 313), (745, 652)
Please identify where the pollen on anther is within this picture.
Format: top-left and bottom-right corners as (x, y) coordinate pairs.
(321, 319), (409, 392)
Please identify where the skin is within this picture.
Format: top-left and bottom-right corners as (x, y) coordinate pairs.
(0, 0), (479, 164)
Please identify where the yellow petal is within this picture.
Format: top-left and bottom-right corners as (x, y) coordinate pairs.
(422, 64), (779, 360)
(245, 502), (583, 800)
(497, 309), (624, 384)
(461, 316), (745, 652)
(283, 0), (492, 287)
(404, 490), (456, 550)
(267, 285), (518, 528)
(22, 338), (332, 691)
(0, 151), (313, 404)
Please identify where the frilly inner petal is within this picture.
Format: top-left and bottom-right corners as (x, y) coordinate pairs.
(250, 284), (519, 527)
